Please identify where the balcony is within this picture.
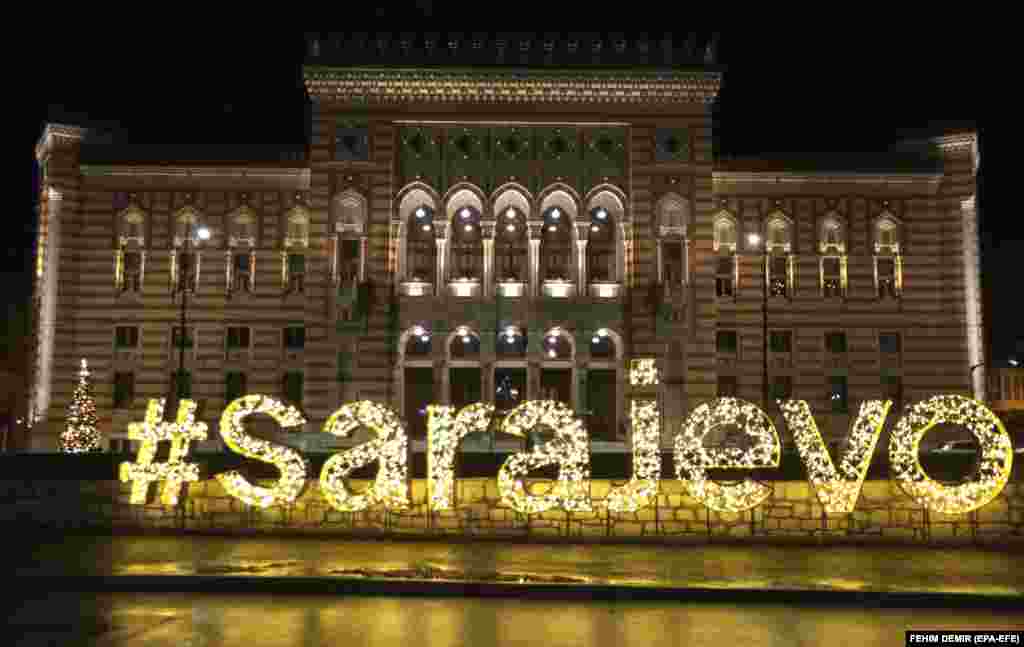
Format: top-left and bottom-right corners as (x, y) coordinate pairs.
(496, 280), (526, 298)
(448, 277), (482, 298)
(588, 281), (622, 299)
(399, 280), (433, 297)
(542, 279), (575, 299)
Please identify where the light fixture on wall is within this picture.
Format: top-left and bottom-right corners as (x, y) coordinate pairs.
(415, 207), (426, 219)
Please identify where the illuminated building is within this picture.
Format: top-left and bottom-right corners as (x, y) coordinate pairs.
(30, 34), (981, 453)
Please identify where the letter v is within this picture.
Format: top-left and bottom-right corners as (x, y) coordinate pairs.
(779, 399), (891, 515)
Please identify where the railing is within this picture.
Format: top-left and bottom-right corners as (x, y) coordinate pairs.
(495, 281), (526, 298)
(398, 280), (433, 297)
(588, 281), (621, 299)
(542, 279), (575, 298)
(448, 277), (482, 298)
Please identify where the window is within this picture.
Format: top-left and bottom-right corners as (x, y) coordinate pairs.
(171, 370), (192, 399)
(717, 375), (738, 397)
(716, 256), (735, 297)
(717, 330), (738, 354)
(283, 371), (304, 406)
(226, 326), (250, 349)
(283, 326), (305, 350)
(177, 251), (197, 292)
(714, 217), (737, 252)
(829, 376), (848, 413)
(115, 326), (139, 349)
(879, 332), (902, 355)
(233, 252), (252, 292)
(875, 216), (900, 254)
(876, 257), (900, 298)
(822, 257), (844, 298)
(769, 255), (790, 297)
(286, 253), (305, 293)
(769, 331), (792, 354)
(113, 372), (134, 409)
(882, 375), (903, 406)
(770, 375), (792, 401)
(225, 371), (247, 403)
(122, 251), (142, 292)
(825, 332), (847, 354)
(172, 327), (193, 349)
(820, 218), (845, 254)
(285, 210), (309, 248)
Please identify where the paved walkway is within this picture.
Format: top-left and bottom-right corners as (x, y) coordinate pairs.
(14, 533), (1024, 602)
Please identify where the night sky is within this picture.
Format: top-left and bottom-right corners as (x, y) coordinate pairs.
(16, 30), (1018, 364)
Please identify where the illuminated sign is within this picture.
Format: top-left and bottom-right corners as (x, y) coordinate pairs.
(120, 361), (1014, 516)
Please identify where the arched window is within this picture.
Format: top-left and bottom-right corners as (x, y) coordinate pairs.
(120, 207), (146, 247)
(714, 212), (738, 297)
(875, 213), (902, 299)
(449, 326), (481, 360)
(285, 208), (309, 249)
(404, 325), (433, 358)
(230, 208), (256, 246)
(586, 327), (622, 441)
(497, 325), (527, 359)
(589, 328), (618, 360)
(399, 188), (438, 285)
(450, 204), (482, 280)
(586, 190), (623, 284)
(819, 214), (845, 254)
(542, 327), (573, 360)
(333, 192), (367, 284)
(766, 212), (793, 298)
(172, 208), (207, 293)
(539, 190), (576, 288)
(401, 324), (434, 438)
(657, 194), (688, 286)
(819, 213), (847, 298)
(493, 190), (529, 284)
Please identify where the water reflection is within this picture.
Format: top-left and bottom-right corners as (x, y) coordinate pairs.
(18, 535), (1024, 597)
(9, 593), (1023, 647)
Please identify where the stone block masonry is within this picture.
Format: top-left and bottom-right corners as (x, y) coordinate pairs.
(1, 477), (1021, 545)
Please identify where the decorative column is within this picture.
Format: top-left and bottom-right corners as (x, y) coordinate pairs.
(683, 238), (690, 287)
(358, 235), (368, 282)
(527, 220), (542, 297)
(391, 221), (404, 280)
(575, 223), (589, 297)
(330, 234), (339, 285)
(656, 239), (663, 284)
(435, 237), (448, 296)
(482, 220), (495, 298)
(962, 195), (985, 400)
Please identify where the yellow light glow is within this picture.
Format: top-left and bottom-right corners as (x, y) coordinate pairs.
(606, 360), (661, 513)
(216, 394), (309, 508)
(119, 398), (208, 505)
(890, 394), (1013, 514)
(427, 402), (494, 511)
(674, 397), (780, 512)
(497, 400), (592, 513)
(780, 399), (891, 514)
(319, 400), (410, 512)
(629, 359), (659, 386)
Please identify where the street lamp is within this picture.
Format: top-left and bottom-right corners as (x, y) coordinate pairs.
(172, 224), (210, 416)
(748, 232), (769, 408)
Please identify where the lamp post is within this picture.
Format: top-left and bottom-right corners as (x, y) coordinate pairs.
(172, 224), (210, 413)
(748, 233), (769, 408)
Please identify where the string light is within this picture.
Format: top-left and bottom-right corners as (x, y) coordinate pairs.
(607, 358), (661, 512)
(120, 398), (208, 505)
(780, 399), (891, 514)
(629, 359), (659, 387)
(674, 397), (780, 512)
(216, 394), (309, 508)
(320, 400), (410, 512)
(889, 394), (1013, 514)
(498, 400), (592, 513)
(427, 403), (494, 510)
(61, 358), (101, 453)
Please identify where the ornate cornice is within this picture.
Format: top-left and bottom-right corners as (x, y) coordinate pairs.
(304, 67), (722, 105)
(80, 165), (311, 189)
(713, 171), (942, 188)
(933, 132), (980, 174)
(35, 123), (88, 161)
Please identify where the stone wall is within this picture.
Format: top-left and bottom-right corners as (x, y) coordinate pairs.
(3, 478), (1021, 544)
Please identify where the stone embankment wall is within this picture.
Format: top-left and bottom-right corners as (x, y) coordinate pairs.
(3, 478), (1022, 544)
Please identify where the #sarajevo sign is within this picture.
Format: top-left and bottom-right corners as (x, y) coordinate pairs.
(119, 360), (1014, 516)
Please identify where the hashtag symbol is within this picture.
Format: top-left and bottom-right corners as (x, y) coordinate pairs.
(119, 398), (208, 505)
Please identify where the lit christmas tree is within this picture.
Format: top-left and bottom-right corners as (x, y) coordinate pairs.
(61, 358), (101, 453)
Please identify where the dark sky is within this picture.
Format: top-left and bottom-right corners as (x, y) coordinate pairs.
(17, 31), (1018, 363)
